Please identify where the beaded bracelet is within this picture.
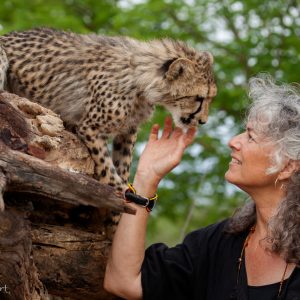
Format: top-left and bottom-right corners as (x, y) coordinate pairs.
(124, 183), (158, 212)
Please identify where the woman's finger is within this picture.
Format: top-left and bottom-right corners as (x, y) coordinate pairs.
(148, 124), (160, 142)
(161, 116), (173, 139)
(171, 127), (183, 139)
(183, 127), (197, 146)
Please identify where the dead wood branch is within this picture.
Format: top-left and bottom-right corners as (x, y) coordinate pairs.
(0, 141), (133, 214)
(0, 92), (132, 299)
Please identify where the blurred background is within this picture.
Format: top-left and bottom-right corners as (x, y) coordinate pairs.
(1, 0), (299, 246)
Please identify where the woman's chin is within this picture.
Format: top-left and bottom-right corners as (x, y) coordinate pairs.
(225, 172), (243, 188)
(224, 170), (234, 183)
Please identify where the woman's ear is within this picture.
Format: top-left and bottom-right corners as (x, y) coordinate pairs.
(278, 160), (300, 180)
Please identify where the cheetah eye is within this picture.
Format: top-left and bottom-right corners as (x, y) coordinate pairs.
(196, 96), (205, 102)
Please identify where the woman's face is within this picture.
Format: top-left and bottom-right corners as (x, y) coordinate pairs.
(225, 123), (277, 192)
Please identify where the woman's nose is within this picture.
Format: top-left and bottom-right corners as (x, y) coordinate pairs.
(228, 133), (242, 150)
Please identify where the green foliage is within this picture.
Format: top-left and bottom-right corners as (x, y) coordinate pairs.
(0, 0), (299, 245)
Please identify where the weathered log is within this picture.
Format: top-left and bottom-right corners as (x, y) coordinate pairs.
(0, 91), (94, 175)
(0, 141), (133, 214)
(1, 193), (119, 300)
(31, 224), (113, 299)
(0, 208), (49, 300)
(0, 91), (133, 213)
(0, 92), (132, 299)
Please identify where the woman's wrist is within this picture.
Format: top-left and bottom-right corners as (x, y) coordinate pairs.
(132, 171), (160, 198)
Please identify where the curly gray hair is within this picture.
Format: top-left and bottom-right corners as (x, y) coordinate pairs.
(227, 74), (300, 264)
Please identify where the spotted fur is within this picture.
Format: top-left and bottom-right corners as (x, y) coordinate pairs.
(0, 28), (217, 192)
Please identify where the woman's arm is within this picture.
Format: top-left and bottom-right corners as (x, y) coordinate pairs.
(104, 117), (196, 299)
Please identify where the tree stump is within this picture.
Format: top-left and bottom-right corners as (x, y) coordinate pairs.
(0, 91), (134, 299)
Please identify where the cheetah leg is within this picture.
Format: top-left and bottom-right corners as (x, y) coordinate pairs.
(105, 129), (137, 236)
(0, 46), (9, 90)
(78, 125), (127, 193)
(112, 128), (137, 183)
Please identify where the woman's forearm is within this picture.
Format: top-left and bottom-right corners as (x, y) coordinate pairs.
(104, 119), (196, 298)
(104, 176), (159, 299)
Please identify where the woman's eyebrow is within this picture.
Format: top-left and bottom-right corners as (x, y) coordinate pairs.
(246, 126), (255, 133)
(246, 127), (260, 141)
(246, 127), (259, 138)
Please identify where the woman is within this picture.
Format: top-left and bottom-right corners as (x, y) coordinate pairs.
(104, 75), (300, 300)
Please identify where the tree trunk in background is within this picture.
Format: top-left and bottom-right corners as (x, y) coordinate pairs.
(0, 92), (132, 299)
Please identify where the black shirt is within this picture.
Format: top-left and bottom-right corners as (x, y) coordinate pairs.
(248, 281), (284, 300)
(141, 220), (300, 300)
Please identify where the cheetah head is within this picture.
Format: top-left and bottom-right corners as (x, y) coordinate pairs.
(157, 51), (217, 129)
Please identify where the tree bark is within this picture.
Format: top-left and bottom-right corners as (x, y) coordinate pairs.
(0, 92), (133, 299)
(0, 208), (49, 300)
(0, 141), (132, 214)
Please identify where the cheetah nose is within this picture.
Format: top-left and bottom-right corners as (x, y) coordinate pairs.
(180, 117), (191, 125)
(198, 120), (206, 125)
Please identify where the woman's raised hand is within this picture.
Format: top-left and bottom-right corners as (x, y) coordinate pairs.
(135, 116), (196, 188)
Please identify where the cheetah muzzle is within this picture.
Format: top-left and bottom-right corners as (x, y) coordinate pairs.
(0, 28), (217, 193)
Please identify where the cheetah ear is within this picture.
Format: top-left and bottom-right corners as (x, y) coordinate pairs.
(165, 58), (195, 81)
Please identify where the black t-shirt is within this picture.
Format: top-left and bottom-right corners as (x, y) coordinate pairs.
(248, 280), (285, 300)
(141, 220), (300, 300)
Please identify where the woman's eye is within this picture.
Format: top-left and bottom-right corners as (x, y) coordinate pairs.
(248, 133), (255, 142)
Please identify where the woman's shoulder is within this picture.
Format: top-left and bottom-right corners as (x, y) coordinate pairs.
(183, 218), (247, 250)
(185, 219), (230, 241)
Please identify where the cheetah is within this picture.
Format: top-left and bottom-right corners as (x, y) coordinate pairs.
(0, 28), (217, 193)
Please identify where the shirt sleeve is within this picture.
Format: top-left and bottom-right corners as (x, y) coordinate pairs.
(141, 222), (224, 300)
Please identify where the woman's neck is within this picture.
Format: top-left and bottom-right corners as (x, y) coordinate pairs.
(250, 187), (286, 236)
